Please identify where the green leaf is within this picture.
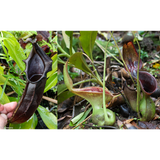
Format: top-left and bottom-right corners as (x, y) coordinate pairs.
(70, 107), (92, 128)
(63, 61), (73, 91)
(9, 113), (38, 129)
(62, 31), (70, 48)
(69, 107), (92, 132)
(58, 90), (75, 104)
(0, 66), (4, 74)
(70, 112), (84, 126)
(0, 74), (9, 85)
(68, 52), (95, 77)
(44, 72), (57, 93)
(37, 105), (57, 129)
(79, 31), (97, 60)
(0, 76), (9, 100)
(62, 31), (75, 55)
(57, 83), (68, 96)
(47, 54), (57, 78)
(1, 31), (26, 71)
(65, 28), (73, 55)
(0, 86), (10, 104)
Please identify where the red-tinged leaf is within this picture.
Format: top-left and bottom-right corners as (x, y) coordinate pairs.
(71, 86), (115, 126)
(72, 87), (113, 109)
(123, 42), (142, 72)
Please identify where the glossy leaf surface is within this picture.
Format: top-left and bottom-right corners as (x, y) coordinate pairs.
(69, 52), (94, 77)
(1, 31), (26, 71)
(79, 31), (97, 60)
(44, 72), (57, 93)
(47, 54), (57, 78)
(37, 105), (57, 129)
(62, 31), (75, 54)
(0, 86), (10, 104)
(132, 71), (157, 95)
(65, 31), (74, 55)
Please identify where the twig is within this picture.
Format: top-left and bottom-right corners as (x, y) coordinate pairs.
(42, 96), (57, 104)
(6, 91), (15, 96)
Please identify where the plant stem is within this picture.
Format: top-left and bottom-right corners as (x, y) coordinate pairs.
(95, 41), (124, 66)
(103, 44), (109, 122)
(132, 31), (141, 118)
(57, 42), (70, 58)
(58, 53), (70, 58)
(103, 33), (112, 122)
(83, 52), (102, 84)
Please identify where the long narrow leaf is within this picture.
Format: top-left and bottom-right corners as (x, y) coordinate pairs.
(0, 77), (9, 100)
(44, 72), (57, 93)
(47, 54), (57, 77)
(0, 86), (10, 104)
(62, 31), (75, 55)
(79, 31), (97, 60)
(37, 105), (57, 129)
(65, 31), (74, 55)
(2, 31), (26, 71)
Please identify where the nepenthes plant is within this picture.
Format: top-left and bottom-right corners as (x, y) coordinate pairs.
(122, 33), (157, 121)
(9, 41), (53, 123)
(0, 31), (57, 129)
(63, 58), (116, 126)
(58, 31), (122, 127)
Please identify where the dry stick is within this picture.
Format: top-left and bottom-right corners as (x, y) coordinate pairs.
(42, 96), (57, 104)
(6, 91), (15, 96)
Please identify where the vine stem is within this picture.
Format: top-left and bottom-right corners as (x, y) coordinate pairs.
(103, 33), (112, 122)
(57, 43), (70, 58)
(132, 31), (141, 118)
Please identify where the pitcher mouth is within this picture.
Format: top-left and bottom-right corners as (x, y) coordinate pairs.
(138, 71), (157, 95)
(27, 50), (45, 83)
(131, 70), (157, 95)
(28, 74), (43, 82)
(24, 42), (52, 84)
